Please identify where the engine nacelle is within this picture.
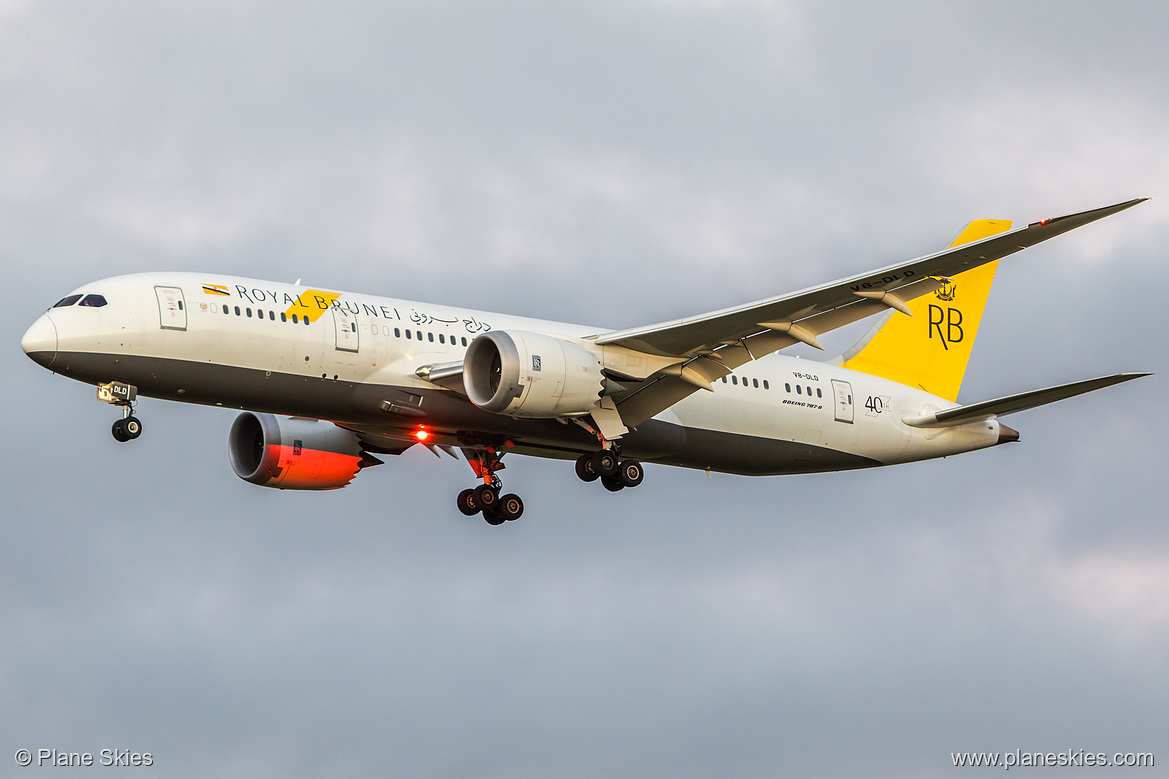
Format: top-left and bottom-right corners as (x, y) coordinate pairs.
(229, 412), (370, 490)
(463, 330), (604, 418)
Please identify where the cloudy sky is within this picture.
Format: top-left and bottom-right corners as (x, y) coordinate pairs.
(3, 1), (1166, 775)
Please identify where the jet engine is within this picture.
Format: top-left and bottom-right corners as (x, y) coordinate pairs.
(228, 412), (380, 490)
(463, 330), (604, 418)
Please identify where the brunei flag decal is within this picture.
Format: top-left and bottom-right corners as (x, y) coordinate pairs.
(202, 284), (230, 296)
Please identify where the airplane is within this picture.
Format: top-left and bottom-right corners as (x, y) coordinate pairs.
(21, 198), (1150, 524)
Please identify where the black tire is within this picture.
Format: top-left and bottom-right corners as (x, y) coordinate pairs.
(483, 510), (506, 526)
(618, 459), (644, 488)
(592, 450), (619, 478)
(111, 419), (129, 442)
(601, 474), (625, 492)
(473, 483), (499, 510)
(498, 493), (524, 521)
(575, 453), (599, 482)
(123, 416), (142, 440)
(457, 488), (480, 516)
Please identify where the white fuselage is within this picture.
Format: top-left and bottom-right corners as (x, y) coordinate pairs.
(23, 272), (1006, 475)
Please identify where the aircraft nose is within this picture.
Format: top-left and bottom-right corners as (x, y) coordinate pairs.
(21, 314), (58, 368)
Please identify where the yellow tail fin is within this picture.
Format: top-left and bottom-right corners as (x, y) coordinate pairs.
(840, 218), (1013, 401)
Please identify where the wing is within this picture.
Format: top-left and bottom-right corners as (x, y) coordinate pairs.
(596, 199), (1144, 357)
(598, 198), (1146, 425)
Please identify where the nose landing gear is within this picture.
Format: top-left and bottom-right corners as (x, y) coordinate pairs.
(111, 413), (142, 442)
(458, 448), (524, 525)
(99, 381), (142, 443)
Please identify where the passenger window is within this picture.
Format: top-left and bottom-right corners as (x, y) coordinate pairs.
(785, 383), (791, 392)
(721, 376), (727, 383)
(177, 300), (183, 310)
(439, 334), (445, 344)
(806, 386), (812, 395)
(53, 295), (82, 308)
(416, 331), (422, 340)
(732, 376), (738, 385)
(752, 378), (759, 388)
(223, 306), (229, 315)
(394, 328), (401, 337)
(304, 316), (309, 325)
(291, 313), (298, 323)
(280, 312), (286, 322)
(763, 380), (769, 390)
(796, 385), (802, 394)
(816, 388), (822, 398)
(428, 332), (434, 342)
(405, 330), (412, 339)
(246, 308), (252, 318)
(461, 337), (468, 347)
(234, 306), (241, 316)
(79, 294), (107, 307)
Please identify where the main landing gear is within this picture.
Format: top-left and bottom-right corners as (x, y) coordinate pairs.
(575, 450), (645, 492)
(457, 448), (524, 525)
(99, 381), (142, 443)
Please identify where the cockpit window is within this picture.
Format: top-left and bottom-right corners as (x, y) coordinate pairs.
(53, 294), (82, 308)
(78, 294), (108, 308)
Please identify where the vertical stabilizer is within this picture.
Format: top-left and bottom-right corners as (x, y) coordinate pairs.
(839, 218), (1012, 401)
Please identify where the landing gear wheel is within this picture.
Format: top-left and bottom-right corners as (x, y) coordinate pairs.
(462, 448), (521, 522)
(575, 453), (599, 482)
(123, 416), (142, 440)
(591, 450), (619, 478)
(457, 488), (480, 516)
(618, 459), (643, 488)
(601, 474), (625, 492)
(111, 418), (129, 442)
(498, 493), (524, 521)
(473, 483), (499, 511)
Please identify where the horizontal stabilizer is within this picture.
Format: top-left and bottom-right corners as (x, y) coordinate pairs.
(902, 372), (1151, 428)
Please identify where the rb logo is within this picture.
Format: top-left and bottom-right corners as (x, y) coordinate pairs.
(928, 305), (964, 350)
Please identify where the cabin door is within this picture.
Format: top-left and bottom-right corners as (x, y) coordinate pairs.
(332, 307), (359, 352)
(154, 286), (187, 331)
(831, 379), (854, 424)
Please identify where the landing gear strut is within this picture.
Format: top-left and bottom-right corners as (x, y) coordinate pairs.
(99, 381), (142, 443)
(575, 449), (645, 492)
(457, 448), (524, 525)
